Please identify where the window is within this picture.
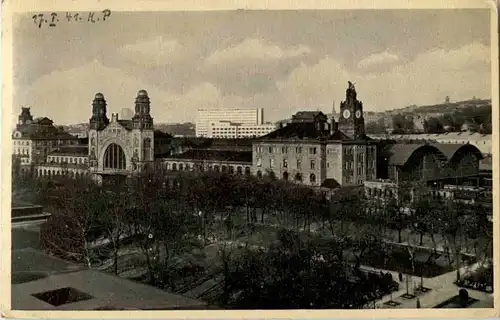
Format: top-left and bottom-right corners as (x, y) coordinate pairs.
(297, 159), (302, 169)
(237, 166), (243, 175)
(309, 147), (317, 155)
(296, 147), (302, 153)
(327, 162), (330, 168)
(268, 146), (273, 153)
(143, 138), (152, 161)
(103, 143), (126, 170)
(282, 147), (288, 154)
(310, 159), (316, 170)
(257, 170), (263, 178)
(344, 162), (348, 170)
(214, 165), (220, 172)
(257, 158), (262, 167)
(283, 159), (288, 168)
(245, 167), (251, 175)
(310, 174), (316, 184)
(270, 159), (275, 168)
(295, 173), (303, 182)
(179, 163), (184, 171)
(172, 163), (177, 171)
(283, 171), (289, 180)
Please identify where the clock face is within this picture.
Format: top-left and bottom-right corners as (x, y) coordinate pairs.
(355, 110), (362, 118)
(343, 109), (351, 119)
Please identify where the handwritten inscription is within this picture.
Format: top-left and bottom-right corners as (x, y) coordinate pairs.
(32, 10), (111, 28)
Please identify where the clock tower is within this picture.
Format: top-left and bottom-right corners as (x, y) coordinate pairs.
(337, 81), (365, 139)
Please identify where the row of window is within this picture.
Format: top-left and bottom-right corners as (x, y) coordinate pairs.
(255, 146), (318, 155)
(13, 140), (30, 146)
(166, 162), (252, 175)
(14, 148), (30, 155)
(256, 158), (317, 170)
(48, 156), (88, 165)
(36, 168), (89, 177)
(254, 170), (317, 184)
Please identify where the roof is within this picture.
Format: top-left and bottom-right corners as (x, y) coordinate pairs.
(117, 120), (134, 130)
(165, 149), (252, 163)
(385, 143), (445, 166)
(48, 146), (89, 156)
(431, 143), (484, 162)
(260, 122), (330, 140)
(15, 123), (78, 140)
(12, 248), (85, 275)
(154, 130), (173, 139)
(291, 111), (327, 122)
(12, 268), (207, 310)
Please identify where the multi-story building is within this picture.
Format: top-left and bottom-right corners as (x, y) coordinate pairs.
(30, 91), (174, 185)
(196, 108), (264, 137)
(207, 120), (276, 139)
(87, 90), (155, 184)
(12, 108), (79, 174)
(252, 82), (378, 187)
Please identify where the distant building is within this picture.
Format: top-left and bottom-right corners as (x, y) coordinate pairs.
(120, 108), (134, 120)
(12, 108), (79, 173)
(196, 108), (264, 137)
(207, 120), (276, 139)
(252, 82), (377, 187)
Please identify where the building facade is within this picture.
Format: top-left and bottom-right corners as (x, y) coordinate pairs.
(12, 108), (79, 174)
(196, 108), (264, 137)
(207, 120), (276, 139)
(87, 91), (155, 183)
(252, 82), (378, 187)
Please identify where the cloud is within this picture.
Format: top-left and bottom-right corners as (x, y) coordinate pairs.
(274, 42), (491, 113)
(15, 60), (246, 124)
(357, 51), (401, 69)
(16, 41), (491, 126)
(205, 39), (311, 65)
(16, 60), (180, 124)
(118, 36), (186, 68)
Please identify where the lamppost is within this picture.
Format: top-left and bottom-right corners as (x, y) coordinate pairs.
(198, 210), (206, 246)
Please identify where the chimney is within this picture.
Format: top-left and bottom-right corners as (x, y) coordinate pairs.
(330, 119), (338, 134)
(111, 113), (119, 122)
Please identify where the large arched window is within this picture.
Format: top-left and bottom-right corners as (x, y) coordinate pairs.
(104, 143), (126, 169)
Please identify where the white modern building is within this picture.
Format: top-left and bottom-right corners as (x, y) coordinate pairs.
(196, 108), (264, 137)
(207, 120), (276, 139)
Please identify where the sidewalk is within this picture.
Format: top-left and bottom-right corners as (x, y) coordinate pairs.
(376, 262), (492, 308)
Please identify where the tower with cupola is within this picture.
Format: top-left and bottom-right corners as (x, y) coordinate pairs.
(131, 90), (154, 169)
(337, 81), (365, 139)
(17, 107), (34, 128)
(88, 93), (110, 168)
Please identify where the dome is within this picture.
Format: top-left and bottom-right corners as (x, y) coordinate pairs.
(95, 93), (104, 99)
(137, 89), (148, 97)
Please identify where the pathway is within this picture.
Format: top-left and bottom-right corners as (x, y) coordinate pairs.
(375, 262), (492, 308)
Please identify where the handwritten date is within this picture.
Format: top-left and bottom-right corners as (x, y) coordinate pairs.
(32, 10), (111, 28)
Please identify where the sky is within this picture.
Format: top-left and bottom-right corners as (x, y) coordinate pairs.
(13, 9), (492, 125)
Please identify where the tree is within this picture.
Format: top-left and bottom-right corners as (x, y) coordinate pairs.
(365, 118), (387, 134)
(423, 117), (444, 133)
(40, 175), (105, 267)
(392, 115), (415, 134)
(98, 186), (130, 275)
